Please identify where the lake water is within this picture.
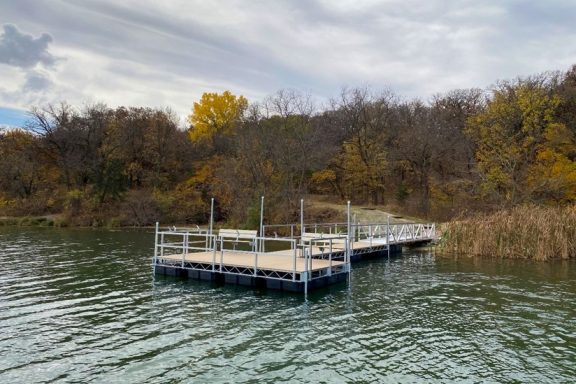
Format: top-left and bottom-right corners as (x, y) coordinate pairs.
(0, 227), (574, 383)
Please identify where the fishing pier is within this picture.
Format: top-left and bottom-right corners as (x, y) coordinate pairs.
(153, 200), (436, 293)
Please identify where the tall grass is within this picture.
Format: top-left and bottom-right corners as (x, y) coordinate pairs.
(438, 205), (576, 260)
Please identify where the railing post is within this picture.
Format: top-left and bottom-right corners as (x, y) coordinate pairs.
(212, 235), (216, 271)
(153, 222), (159, 273)
(309, 242), (313, 273)
(292, 240), (297, 281)
(219, 238), (224, 272)
(182, 232), (187, 268)
(347, 200), (351, 259)
(303, 244), (309, 294)
(387, 215), (391, 258)
(328, 239), (332, 276)
(346, 238), (350, 265)
(259, 196), (265, 252)
(254, 251), (258, 277)
(369, 224), (373, 247)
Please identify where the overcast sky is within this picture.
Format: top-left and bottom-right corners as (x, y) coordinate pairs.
(1, 0), (575, 127)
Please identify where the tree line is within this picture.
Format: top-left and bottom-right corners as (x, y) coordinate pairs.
(1, 66), (575, 226)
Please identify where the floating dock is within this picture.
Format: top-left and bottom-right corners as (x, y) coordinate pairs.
(152, 220), (436, 293)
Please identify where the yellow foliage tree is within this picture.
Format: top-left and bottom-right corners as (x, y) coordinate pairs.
(527, 123), (576, 203)
(466, 81), (563, 204)
(187, 90), (248, 144)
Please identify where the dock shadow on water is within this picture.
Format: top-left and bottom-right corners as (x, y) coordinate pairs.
(0, 227), (574, 383)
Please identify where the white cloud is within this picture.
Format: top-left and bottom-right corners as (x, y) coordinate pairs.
(0, 0), (575, 121)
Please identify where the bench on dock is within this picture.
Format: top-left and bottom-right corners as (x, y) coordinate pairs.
(300, 232), (347, 251)
(218, 229), (258, 251)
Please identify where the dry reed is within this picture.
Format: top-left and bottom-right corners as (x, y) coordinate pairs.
(438, 205), (576, 260)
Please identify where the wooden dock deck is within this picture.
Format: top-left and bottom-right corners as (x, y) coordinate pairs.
(160, 251), (346, 273)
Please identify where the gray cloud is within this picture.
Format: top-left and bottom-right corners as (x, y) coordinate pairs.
(0, 0), (575, 117)
(23, 70), (53, 92)
(0, 24), (56, 68)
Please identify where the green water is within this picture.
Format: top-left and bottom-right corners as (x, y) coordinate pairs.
(0, 227), (574, 383)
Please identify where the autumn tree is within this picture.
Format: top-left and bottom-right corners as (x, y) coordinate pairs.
(28, 103), (84, 189)
(261, 90), (320, 205)
(214, 90), (324, 224)
(466, 75), (570, 205)
(390, 100), (450, 215)
(187, 90), (248, 151)
(0, 129), (43, 199)
(328, 87), (393, 204)
(414, 89), (486, 217)
(527, 123), (576, 203)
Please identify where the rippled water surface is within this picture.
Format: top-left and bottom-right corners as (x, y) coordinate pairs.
(1, 227), (575, 383)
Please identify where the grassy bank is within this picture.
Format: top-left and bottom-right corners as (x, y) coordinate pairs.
(439, 205), (576, 260)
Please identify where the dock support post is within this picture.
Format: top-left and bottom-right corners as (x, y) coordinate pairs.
(292, 240), (297, 281)
(212, 235), (216, 271)
(259, 196), (264, 252)
(369, 224), (373, 247)
(153, 221), (159, 274)
(328, 239), (332, 276)
(309, 242), (313, 273)
(182, 232), (187, 267)
(303, 248), (309, 296)
(387, 215), (391, 258)
(347, 200), (351, 263)
(219, 238), (224, 272)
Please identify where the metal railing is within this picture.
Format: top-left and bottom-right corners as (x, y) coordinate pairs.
(351, 223), (436, 245)
(153, 225), (217, 268)
(153, 224), (350, 286)
(263, 222), (436, 245)
(263, 222), (347, 239)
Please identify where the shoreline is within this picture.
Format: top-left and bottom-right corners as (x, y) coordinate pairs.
(0, 215), (156, 229)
